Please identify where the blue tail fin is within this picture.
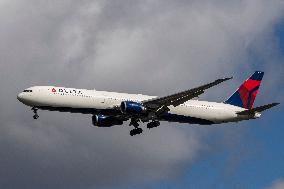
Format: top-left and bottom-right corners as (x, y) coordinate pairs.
(224, 71), (264, 109)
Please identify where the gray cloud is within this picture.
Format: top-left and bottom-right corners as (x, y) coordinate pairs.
(266, 179), (284, 189)
(0, 0), (283, 188)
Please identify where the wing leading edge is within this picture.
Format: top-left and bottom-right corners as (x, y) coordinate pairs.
(142, 77), (233, 114)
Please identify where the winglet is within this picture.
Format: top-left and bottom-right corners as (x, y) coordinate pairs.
(225, 76), (233, 81)
(208, 77), (233, 88)
(216, 77), (233, 83)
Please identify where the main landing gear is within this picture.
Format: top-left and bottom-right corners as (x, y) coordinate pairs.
(32, 107), (39, 119)
(129, 119), (161, 136)
(129, 118), (143, 136)
(147, 120), (160, 129)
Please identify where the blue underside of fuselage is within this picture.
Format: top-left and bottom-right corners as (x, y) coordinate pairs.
(38, 106), (214, 125)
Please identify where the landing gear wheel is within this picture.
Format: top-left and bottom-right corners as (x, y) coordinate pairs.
(32, 107), (39, 119)
(129, 118), (143, 136)
(147, 121), (160, 129)
(33, 114), (39, 119)
(130, 128), (143, 136)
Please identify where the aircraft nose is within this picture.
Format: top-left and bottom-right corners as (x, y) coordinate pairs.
(17, 93), (24, 102)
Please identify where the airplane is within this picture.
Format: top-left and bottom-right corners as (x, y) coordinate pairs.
(17, 71), (279, 136)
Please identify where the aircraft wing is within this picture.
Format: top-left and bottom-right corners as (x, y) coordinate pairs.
(142, 77), (232, 114)
(236, 103), (280, 115)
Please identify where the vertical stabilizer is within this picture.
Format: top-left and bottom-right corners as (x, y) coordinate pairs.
(224, 71), (264, 109)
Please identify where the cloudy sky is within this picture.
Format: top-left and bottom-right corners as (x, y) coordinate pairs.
(0, 0), (283, 188)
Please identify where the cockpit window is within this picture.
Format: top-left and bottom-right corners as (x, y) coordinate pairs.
(23, 90), (32, 92)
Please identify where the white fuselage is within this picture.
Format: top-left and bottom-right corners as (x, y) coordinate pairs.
(17, 86), (258, 124)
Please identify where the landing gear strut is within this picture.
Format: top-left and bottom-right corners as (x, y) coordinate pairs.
(129, 118), (143, 136)
(32, 107), (39, 119)
(147, 120), (160, 129)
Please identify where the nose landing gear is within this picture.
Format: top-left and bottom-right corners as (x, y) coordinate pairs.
(32, 107), (39, 119)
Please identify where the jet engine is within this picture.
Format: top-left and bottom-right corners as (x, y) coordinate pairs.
(121, 101), (147, 114)
(92, 115), (123, 127)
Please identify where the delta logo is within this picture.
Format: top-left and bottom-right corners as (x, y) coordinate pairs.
(51, 88), (82, 94)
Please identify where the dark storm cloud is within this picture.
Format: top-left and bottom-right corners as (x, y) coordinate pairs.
(0, 0), (283, 188)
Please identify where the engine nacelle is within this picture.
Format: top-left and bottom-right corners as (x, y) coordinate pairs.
(92, 115), (123, 127)
(121, 101), (147, 114)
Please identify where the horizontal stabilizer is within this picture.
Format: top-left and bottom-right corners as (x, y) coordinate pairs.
(236, 103), (280, 115)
